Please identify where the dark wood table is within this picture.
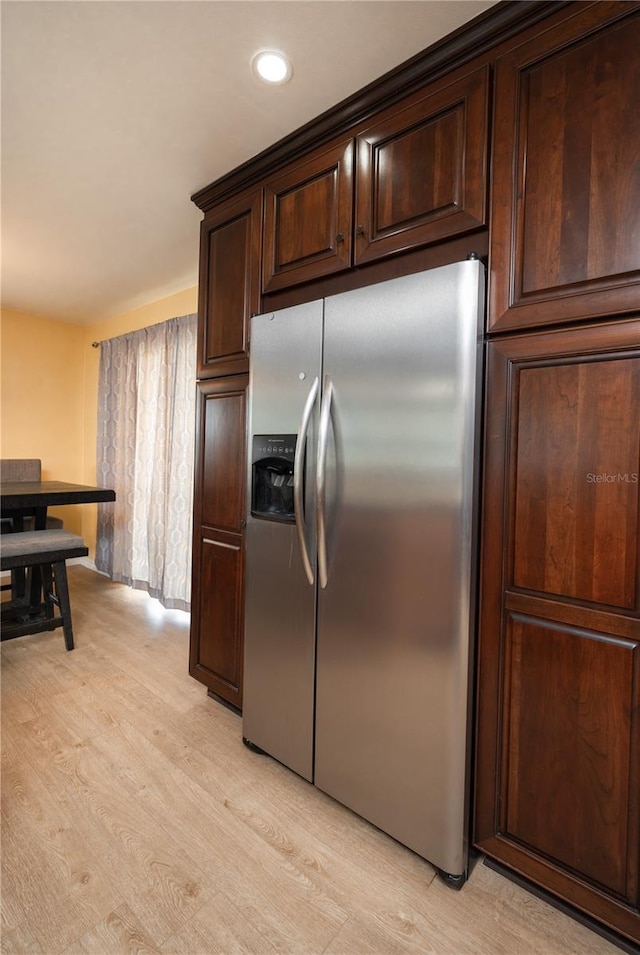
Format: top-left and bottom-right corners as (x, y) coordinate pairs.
(1, 481), (116, 609)
(1, 481), (116, 531)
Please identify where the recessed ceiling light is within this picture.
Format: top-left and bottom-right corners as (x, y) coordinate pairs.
(252, 50), (292, 85)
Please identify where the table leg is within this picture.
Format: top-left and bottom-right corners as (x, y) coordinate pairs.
(27, 507), (47, 603)
(33, 507), (47, 531)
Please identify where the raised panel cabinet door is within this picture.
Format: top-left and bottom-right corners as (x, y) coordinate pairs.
(489, 2), (640, 332)
(190, 376), (248, 707)
(512, 356), (640, 609)
(190, 532), (244, 708)
(197, 378), (247, 534)
(502, 613), (639, 903)
(355, 66), (488, 265)
(262, 139), (354, 293)
(475, 319), (640, 945)
(197, 189), (262, 377)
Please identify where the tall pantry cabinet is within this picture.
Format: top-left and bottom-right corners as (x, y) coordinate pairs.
(188, 0), (640, 945)
(475, 1), (640, 946)
(189, 188), (262, 709)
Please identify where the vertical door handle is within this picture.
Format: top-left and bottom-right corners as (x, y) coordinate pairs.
(294, 376), (319, 585)
(317, 375), (334, 590)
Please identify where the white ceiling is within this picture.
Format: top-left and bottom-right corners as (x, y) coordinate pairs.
(1, 0), (497, 325)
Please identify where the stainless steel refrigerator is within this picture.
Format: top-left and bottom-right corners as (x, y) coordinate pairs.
(243, 259), (484, 884)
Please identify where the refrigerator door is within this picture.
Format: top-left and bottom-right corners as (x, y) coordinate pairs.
(243, 300), (323, 781)
(315, 261), (484, 875)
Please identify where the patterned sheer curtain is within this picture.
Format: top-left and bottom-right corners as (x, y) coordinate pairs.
(95, 314), (197, 611)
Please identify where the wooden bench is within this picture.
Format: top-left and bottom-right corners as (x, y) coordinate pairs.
(1, 530), (88, 650)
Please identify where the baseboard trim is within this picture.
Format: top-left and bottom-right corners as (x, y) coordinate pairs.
(71, 556), (102, 572)
(2, 557), (104, 578)
(482, 857), (638, 954)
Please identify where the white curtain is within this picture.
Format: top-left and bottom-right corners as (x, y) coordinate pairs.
(95, 314), (197, 611)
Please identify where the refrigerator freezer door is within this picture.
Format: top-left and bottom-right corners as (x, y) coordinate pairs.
(243, 300), (323, 781)
(315, 262), (484, 875)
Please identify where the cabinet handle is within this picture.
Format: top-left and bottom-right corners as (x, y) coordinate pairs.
(336, 232), (344, 243)
(356, 224), (365, 236)
(203, 538), (240, 551)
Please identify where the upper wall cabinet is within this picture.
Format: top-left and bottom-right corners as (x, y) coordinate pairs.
(262, 65), (489, 294)
(262, 140), (354, 293)
(355, 65), (489, 265)
(489, 2), (640, 333)
(197, 188), (262, 378)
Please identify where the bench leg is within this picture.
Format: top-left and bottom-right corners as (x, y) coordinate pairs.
(51, 560), (74, 651)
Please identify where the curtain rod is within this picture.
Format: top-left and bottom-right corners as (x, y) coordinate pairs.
(90, 312), (197, 349)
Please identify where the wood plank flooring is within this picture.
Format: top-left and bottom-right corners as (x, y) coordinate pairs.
(1, 566), (621, 954)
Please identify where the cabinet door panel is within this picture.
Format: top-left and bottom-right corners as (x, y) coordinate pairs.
(200, 382), (247, 533)
(475, 319), (640, 942)
(373, 108), (461, 230)
(512, 356), (640, 608)
(190, 376), (247, 708)
(355, 66), (488, 265)
(194, 534), (244, 704)
(489, 4), (640, 331)
(262, 140), (354, 292)
(198, 189), (261, 377)
(503, 613), (639, 900)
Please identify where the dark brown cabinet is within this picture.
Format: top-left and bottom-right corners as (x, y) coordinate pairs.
(194, 537), (244, 704)
(192, 189), (259, 706)
(474, 319), (640, 944)
(489, 1), (640, 332)
(262, 139), (354, 293)
(197, 188), (262, 378)
(262, 65), (488, 294)
(189, 376), (248, 709)
(478, 4), (640, 944)
(355, 65), (488, 265)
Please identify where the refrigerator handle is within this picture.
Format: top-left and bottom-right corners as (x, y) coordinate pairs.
(294, 376), (319, 586)
(317, 375), (334, 590)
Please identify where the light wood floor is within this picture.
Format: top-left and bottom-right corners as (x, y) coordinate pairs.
(1, 566), (620, 954)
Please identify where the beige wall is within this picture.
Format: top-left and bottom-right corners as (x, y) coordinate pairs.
(1, 308), (86, 534)
(1, 286), (198, 555)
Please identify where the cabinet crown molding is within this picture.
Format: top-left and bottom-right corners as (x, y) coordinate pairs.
(191, 0), (569, 214)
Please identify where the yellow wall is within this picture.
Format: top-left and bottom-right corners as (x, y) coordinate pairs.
(1, 286), (198, 555)
(1, 308), (86, 534)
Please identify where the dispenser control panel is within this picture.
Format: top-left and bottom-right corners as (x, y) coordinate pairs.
(252, 435), (296, 462)
(251, 434), (297, 522)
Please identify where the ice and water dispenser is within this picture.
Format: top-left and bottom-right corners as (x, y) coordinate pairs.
(251, 434), (298, 522)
